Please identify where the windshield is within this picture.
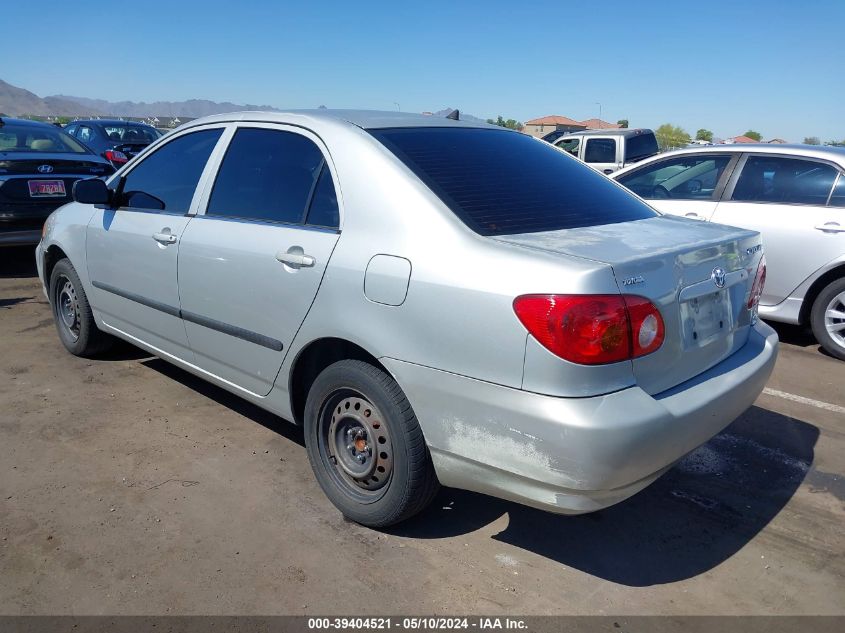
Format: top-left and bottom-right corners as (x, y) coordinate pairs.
(0, 123), (89, 154)
(102, 125), (161, 143)
(370, 127), (657, 236)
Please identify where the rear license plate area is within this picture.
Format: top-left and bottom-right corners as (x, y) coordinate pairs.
(28, 180), (66, 198)
(680, 290), (734, 348)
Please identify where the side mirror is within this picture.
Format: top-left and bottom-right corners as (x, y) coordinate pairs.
(72, 178), (111, 205)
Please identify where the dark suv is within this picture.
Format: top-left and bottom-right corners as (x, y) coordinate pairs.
(64, 119), (162, 168)
(0, 118), (114, 246)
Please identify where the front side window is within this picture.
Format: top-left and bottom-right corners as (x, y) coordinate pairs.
(555, 137), (580, 156)
(120, 128), (223, 213)
(584, 138), (616, 163)
(731, 156), (838, 205)
(370, 127), (656, 236)
(617, 154), (732, 200)
(207, 128), (329, 225)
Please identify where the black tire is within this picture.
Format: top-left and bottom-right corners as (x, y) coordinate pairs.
(810, 277), (845, 361)
(49, 258), (112, 357)
(304, 359), (439, 527)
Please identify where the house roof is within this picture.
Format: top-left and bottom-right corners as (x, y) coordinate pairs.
(524, 115), (584, 126)
(580, 118), (621, 129)
(729, 135), (760, 144)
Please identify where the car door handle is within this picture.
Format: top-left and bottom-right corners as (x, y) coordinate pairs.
(814, 222), (845, 233)
(152, 232), (177, 244)
(275, 250), (315, 268)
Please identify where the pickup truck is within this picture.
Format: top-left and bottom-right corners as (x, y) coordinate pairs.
(550, 128), (659, 174)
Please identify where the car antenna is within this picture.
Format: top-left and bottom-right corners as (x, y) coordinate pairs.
(446, 109), (459, 121)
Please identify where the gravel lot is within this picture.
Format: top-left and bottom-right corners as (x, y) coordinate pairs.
(1, 246), (843, 615)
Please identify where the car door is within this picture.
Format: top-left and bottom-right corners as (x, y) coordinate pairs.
(177, 124), (342, 396)
(614, 152), (737, 220)
(582, 136), (619, 174)
(711, 154), (844, 306)
(85, 126), (226, 359)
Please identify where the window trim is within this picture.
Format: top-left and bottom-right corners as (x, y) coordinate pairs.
(109, 124), (230, 216)
(617, 152), (741, 202)
(193, 122), (343, 232)
(721, 152), (844, 207)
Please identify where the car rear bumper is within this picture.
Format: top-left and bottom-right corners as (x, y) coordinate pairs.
(382, 320), (778, 515)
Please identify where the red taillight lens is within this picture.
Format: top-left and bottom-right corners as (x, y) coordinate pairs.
(104, 149), (128, 165)
(513, 294), (665, 365)
(747, 255), (767, 311)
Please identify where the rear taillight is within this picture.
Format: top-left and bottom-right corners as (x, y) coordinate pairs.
(747, 254), (767, 318)
(513, 294), (665, 365)
(103, 149), (128, 166)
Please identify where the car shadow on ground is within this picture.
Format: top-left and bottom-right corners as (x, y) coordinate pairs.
(133, 350), (816, 587)
(139, 357), (305, 447)
(765, 320), (839, 361)
(0, 246), (39, 279)
(390, 406), (818, 587)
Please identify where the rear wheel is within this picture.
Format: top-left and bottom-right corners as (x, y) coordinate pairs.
(49, 258), (112, 357)
(810, 277), (845, 361)
(304, 360), (439, 527)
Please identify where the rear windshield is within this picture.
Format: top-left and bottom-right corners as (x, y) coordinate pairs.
(370, 127), (657, 236)
(625, 133), (659, 162)
(0, 123), (88, 154)
(102, 125), (160, 143)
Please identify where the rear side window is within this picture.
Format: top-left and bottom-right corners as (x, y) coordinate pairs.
(625, 134), (659, 162)
(828, 174), (845, 207)
(584, 138), (616, 163)
(120, 128), (222, 213)
(207, 128), (327, 225)
(305, 165), (340, 228)
(731, 156), (838, 205)
(370, 127), (656, 236)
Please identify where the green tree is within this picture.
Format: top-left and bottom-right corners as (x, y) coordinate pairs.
(655, 124), (691, 150)
(825, 139), (845, 147)
(744, 130), (762, 141)
(616, 119), (629, 128)
(487, 115), (523, 131)
(695, 128), (713, 142)
(803, 136), (821, 145)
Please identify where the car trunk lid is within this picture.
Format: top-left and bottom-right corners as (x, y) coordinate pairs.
(495, 215), (764, 395)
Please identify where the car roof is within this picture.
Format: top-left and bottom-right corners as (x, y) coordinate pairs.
(0, 117), (56, 128)
(647, 143), (845, 162)
(178, 109), (496, 131)
(561, 128), (653, 138)
(72, 119), (156, 127)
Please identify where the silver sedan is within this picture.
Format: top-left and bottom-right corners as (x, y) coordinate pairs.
(36, 111), (777, 526)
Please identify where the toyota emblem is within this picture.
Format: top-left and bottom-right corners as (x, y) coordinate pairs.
(711, 267), (727, 288)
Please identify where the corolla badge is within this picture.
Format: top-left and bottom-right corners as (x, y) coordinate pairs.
(711, 266), (727, 288)
(37, 164), (54, 173)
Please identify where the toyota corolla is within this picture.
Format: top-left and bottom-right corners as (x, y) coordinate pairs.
(36, 111), (777, 527)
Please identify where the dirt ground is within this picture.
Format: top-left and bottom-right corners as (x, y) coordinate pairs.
(1, 246), (843, 615)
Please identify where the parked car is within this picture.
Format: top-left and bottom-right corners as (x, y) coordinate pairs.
(63, 119), (162, 168)
(37, 111), (776, 526)
(612, 145), (845, 360)
(0, 117), (114, 247)
(550, 128), (659, 174)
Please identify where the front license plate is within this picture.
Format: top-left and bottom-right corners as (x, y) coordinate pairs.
(681, 290), (733, 348)
(28, 180), (66, 198)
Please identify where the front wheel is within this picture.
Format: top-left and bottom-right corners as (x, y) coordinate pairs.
(304, 360), (439, 527)
(810, 277), (845, 361)
(49, 258), (112, 357)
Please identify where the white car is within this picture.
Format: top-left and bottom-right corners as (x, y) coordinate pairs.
(613, 144), (845, 360)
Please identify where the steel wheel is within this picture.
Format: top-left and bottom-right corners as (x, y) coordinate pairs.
(317, 390), (394, 502)
(824, 290), (845, 350)
(55, 275), (81, 341)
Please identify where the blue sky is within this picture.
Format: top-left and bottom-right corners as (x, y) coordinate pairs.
(2, 0), (842, 142)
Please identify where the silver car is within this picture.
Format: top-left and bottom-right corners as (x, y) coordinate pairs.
(612, 144), (845, 360)
(36, 111), (777, 527)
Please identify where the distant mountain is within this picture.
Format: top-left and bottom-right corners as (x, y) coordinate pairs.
(50, 95), (283, 118)
(0, 79), (103, 116)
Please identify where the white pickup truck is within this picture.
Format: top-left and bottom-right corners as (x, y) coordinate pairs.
(551, 128), (659, 174)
